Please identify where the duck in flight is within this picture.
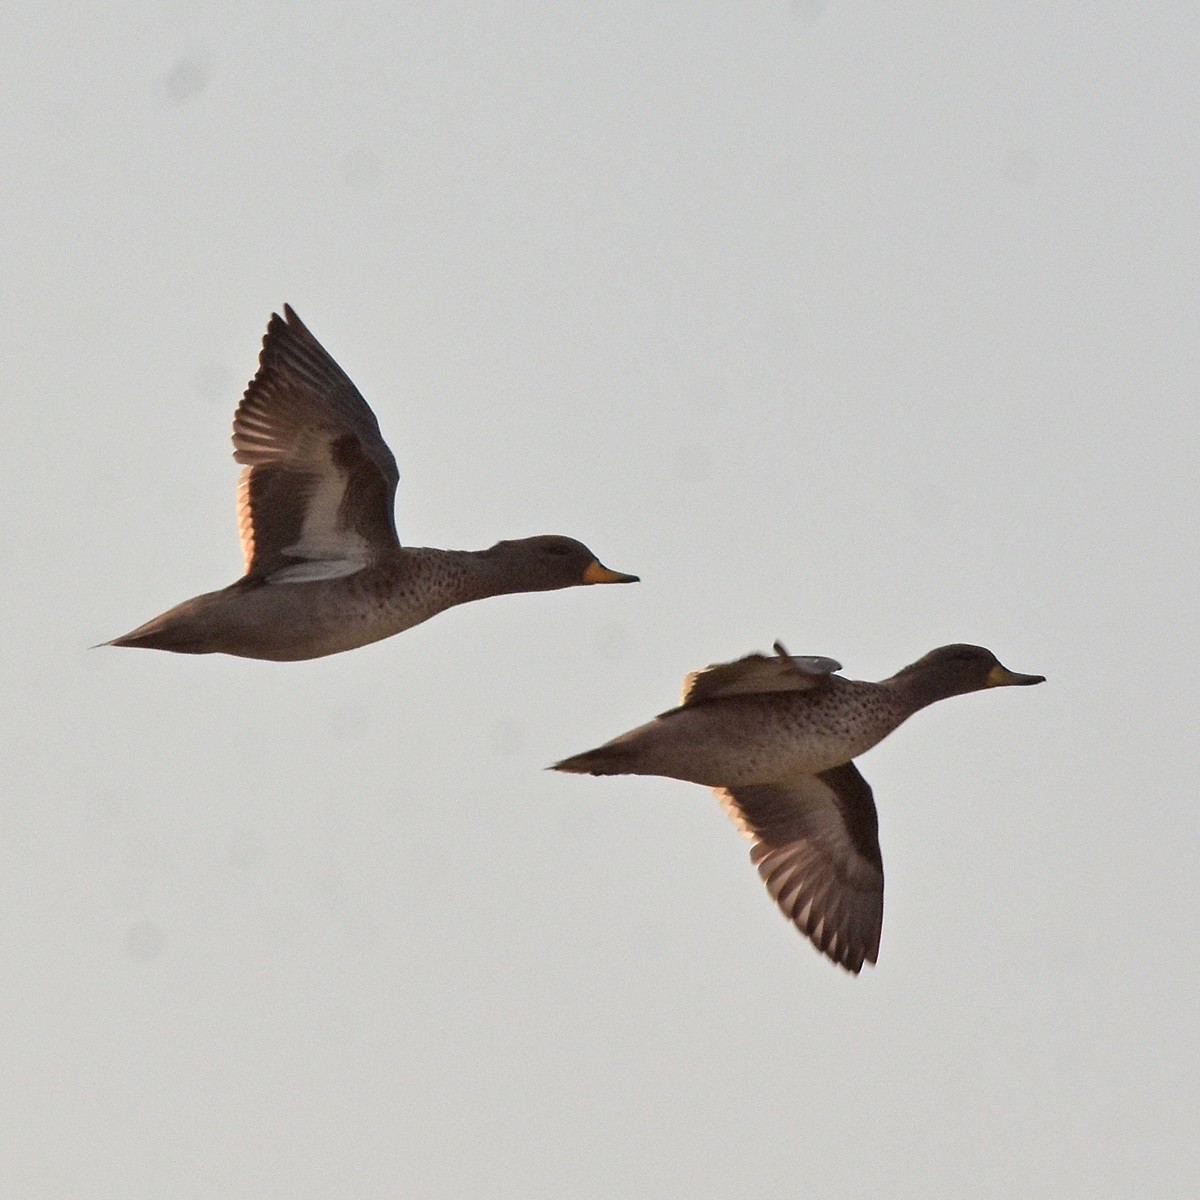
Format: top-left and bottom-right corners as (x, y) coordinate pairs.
(554, 642), (1043, 973)
(108, 307), (638, 661)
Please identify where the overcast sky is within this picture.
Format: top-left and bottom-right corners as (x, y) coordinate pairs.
(3, 4), (1197, 1197)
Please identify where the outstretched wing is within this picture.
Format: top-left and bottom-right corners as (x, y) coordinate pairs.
(231, 306), (401, 582)
(679, 641), (841, 707)
(717, 762), (884, 973)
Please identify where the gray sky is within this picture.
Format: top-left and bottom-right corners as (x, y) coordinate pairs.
(3, 3), (1197, 1197)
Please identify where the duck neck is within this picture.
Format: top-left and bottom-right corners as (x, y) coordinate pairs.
(463, 547), (540, 600)
(884, 669), (973, 715)
(408, 547), (532, 604)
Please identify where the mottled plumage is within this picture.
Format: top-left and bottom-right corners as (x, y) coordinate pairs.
(107, 306), (637, 660)
(554, 642), (1044, 973)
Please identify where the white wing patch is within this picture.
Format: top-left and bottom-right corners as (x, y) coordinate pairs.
(266, 557), (368, 584)
(277, 467), (371, 568)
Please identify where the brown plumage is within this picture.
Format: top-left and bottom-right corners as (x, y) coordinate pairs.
(554, 642), (1044, 973)
(107, 307), (637, 660)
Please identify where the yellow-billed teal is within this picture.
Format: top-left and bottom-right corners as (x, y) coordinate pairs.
(108, 307), (637, 661)
(554, 642), (1043, 973)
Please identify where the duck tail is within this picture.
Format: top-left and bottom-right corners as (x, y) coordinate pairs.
(103, 611), (213, 655)
(551, 741), (635, 776)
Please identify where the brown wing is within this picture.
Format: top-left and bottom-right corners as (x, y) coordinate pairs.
(717, 762), (884, 973)
(679, 642), (841, 707)
(232, 306), (401, 582)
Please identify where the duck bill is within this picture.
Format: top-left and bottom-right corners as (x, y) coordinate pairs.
(583, 560), (639, 584)
(986, 664), (1046, 688)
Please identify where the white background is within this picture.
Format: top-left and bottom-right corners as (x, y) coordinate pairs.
(2, 4), (1197, 1196)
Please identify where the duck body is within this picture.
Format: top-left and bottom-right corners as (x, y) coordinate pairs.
(112, 537), (633, 662)
(572, 678), (911, 787)
(555, 643), (1044, 974)
(108, 307), (636, 661)
(111, 550), (470, 660)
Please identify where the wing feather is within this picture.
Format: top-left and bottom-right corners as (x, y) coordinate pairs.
(720, 763), (884, 973)
(678, 643), (841, 708)
(231, 306), (401, 581)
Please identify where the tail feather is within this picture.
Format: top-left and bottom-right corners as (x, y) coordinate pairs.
(104, 613), (214, 655)
(552, 742), (635, 776)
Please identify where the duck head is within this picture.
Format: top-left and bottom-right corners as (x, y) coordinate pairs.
(889, 644), (1045, 710)
(485, 535), (639, 592)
